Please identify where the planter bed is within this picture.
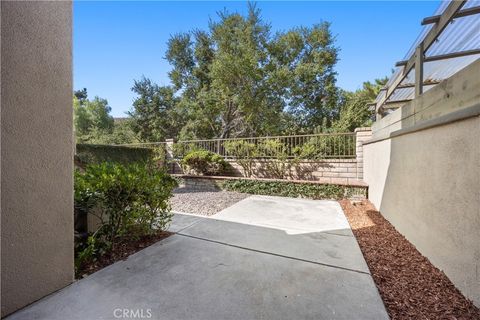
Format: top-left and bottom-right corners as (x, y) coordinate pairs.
(339, 199), (480, 319)
(76, 231), (171, 279)
(173, 174), (368, 200)
(173, 173), (368, 188)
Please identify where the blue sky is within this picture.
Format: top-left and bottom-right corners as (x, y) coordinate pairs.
(74, 1), (440, 117)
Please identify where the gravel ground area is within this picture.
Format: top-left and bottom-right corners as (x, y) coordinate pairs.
(170, 187), (250, 216)
(339, 199), (480, 320)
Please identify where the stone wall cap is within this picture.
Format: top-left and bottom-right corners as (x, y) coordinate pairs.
(354, 127), (372, 132)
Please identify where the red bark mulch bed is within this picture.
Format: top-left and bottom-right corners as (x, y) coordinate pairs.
(76, 231), (172, 279)
(339, 199), (480, 320)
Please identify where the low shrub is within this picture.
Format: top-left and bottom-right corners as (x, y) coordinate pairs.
(223, 179), (365, 200)
(151, 145), (167, 169)
(223, 140), (257, 177)
(292, 143), (319, 160)
(74, 162), (177, 272)
(172, 142), (201, 159)
(257, 139), (298, 179)
(223, 139), (330, 178)
(295, 135), (356, 159)
(181, 150), (228, 175)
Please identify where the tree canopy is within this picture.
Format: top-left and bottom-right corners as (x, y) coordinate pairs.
(128, 78), (182, 142)
(76, 4), (386, 144)
(129, 4), (350, 140)
(331, 78), (388, 132)
(74, 91), (114, 140)
(74, 89), (140, 144)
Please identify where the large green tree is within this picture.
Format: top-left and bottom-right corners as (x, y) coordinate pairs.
(268, 23), (339, 132)
(74, 89), (141, 144)
(164, 5), (282, 139)
(331, 78), (388, 132)
(129, 77), (183, 142)
(129, 3), (341, 140)
(86, 118), (141, 145)
(74, 90), (115, 142)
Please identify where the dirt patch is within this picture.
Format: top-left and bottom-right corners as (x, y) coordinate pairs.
(76, 231), (172, 279)
(339, 199), (480, 320)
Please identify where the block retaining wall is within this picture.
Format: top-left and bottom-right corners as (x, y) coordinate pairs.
(167, 128), (372, 186)
(175, 174), (368, 194)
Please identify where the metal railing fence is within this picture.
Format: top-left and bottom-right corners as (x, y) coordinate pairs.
(172, 133), (356, 160)
(116, 142), (168, 148)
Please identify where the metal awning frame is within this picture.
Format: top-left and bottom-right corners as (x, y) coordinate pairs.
(375, 0), (480, 119)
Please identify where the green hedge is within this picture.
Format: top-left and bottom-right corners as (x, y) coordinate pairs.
(76, 144), (155, 166)
(223, 179), (366, 200)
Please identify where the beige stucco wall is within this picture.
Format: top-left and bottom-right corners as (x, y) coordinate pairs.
(364, 58), (480, 306)
(364, 115), (480, 306)
(1, 1), (73, 316)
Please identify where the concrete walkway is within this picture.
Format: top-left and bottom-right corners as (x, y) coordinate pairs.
(8, 195), (388, 320)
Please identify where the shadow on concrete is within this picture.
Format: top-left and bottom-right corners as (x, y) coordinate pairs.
(7, 210), (389, 320)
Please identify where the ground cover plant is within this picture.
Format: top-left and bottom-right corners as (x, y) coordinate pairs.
(223, 178), (365, 200)
(74, 162), (177, 277)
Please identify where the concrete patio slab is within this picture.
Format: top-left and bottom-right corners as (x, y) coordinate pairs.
(168, 212), (202, 233)
(8, 234), (388, 320)
(179, 217), (369, 273)
(7, 195), (388, 320)
(215, 195), (351, 235)
(178, 195), (370, 273)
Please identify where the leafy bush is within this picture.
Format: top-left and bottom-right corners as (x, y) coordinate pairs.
(172, 142), (201, 159)
(292, 143), (318, 160)
(224, 140), (257, 177)
(295, 135), (355, 159)
(257, 139), (298, 179)
(223, 179), (366, 200)
(151, 145), (167, 169)
(181, 150), (228, 175)
(74, 162), (177, 270)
